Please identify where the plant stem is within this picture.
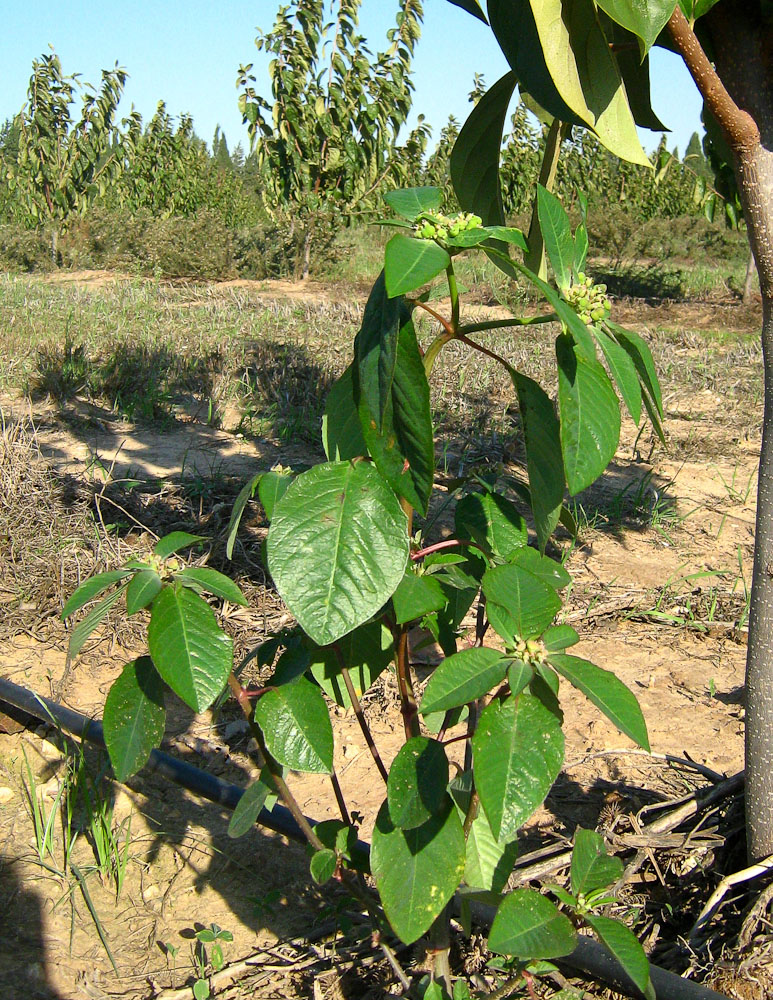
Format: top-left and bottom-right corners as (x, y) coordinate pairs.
(395, 627), (420, 740)
(457, 332), (516, 380)
(330, 771), (350, 825)
(413, 299), (454, 334)
(462, 789), (480, 837)
(336, 656), (389, 784)
(428, 906), (453, 997)
(458, 313), (557, 336)
(447, 260), (460, 331)
(423, 329), (456, 375)
(526, 118), (566, 279)
(411, 538), (486, 561)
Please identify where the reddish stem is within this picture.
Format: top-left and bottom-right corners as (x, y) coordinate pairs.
(411, 538), (486, 561)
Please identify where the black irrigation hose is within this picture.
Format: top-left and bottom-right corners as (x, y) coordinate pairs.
(0, 676), (730, 1000)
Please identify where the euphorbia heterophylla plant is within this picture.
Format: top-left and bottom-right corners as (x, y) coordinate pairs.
(63, 182), (661, 997)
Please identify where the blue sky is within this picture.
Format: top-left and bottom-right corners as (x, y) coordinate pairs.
(1, 2), (703, 158)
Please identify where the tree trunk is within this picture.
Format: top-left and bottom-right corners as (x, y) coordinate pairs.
(51, 226), (59, 268)
(743, 249), (757, 304)
(707, 3), (773, 860)
(302, 227), (312, 282)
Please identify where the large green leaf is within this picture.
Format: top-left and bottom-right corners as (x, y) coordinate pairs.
(126, 570), (163, 616)
(549, 653), (650, 750)
(513, 373), (565, 551)
(450, 71), (516, 226)
(596, 0), (674, 52)
(258, 470), (293, 522)
(308, 622), (393, 709)
(526, 0), (649, 165)
(61, 569), (132, 619)
(537, 186), (573, 291)
(255, 675), (334, 774)
(510, 546), (571, 590)
(384, 234), (450, 298)
(419, 647), (508, 716)
(388, 737), (450, 829)
(556, 334), (621, 496)
(153, 531), (206, 559)
(103, 657), (166, 782)
(606, 322), (663, 417)
(586, 915), (655, 1000)
(571, 828), (624, 896)
(482, 563), (562, 643)
(392, 571), (447, 624)
(446, 0), (488, 22)
(267, 461), (408, 646)
(472, 693), (564, 842)
(175, 568), (248, 606)
(371, 798), (466, 944)
(147, 585), (232, 713)
(455, 491), (527, 561)
(599, 15), (667, 130)
(489, 888), (577, 958)
(450, 774), (518, 892)
(593, 326), (642, 425)
(384, 186), (443, 221)
(322, 366), (367, 461)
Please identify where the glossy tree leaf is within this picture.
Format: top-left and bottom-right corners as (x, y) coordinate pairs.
(586, 915), (655, 1000)
(593, 326), (642, 424)
(68, 583), (129, 659)
(175, 567), (248, 606)
(226, 474), (261, 558)
(384, 234), (450, 297)
(472, 693), (564, 842)
(510, 546), (571, 590)
(307, 622), (393, 709)
(126, 570), (163, 616)
(489, 888), (577, 958)
(550, 653), (649, 750)
(153, 531), (206, 559)
(147, 585), (232, 713)
(371, 798), (466, 944)
(384, 186), (443, 221)
(322, 366), (367, 461)
(556, 334), (621, 495)
(420, 647), (508, 716)
(596, 0), (675, 52)
(527, 0), (650, 165)
(267, 461), (408, 646)
(255, 675), (334, 774)
(258, 470), (294, 521)
(455, 491), (527, 560)
(61, 569), (132, 619)
(228, 770), (272, 838)
(482, 563), (562, 642)
(388, 736), (450, 829)
(599, 16), (667, 130)
(103, 657), (166, 782)
(537, 186), (573, 291)
(445, 0), (488, 22)
(512, 372), (565, 551)
(571, 828), (624, 896)
(393, 571), (447, 625)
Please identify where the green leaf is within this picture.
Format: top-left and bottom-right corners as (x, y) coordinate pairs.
(310, 848), (337, 885)
(537, 186), (573, 291)
(482, 563), (562, 642)
(489, 888), (577, 959)
(593, 326), (642, 425)
(542, 625), (580, 652)
(355, 277), (434, 513)
(61, 569), (132, 620)
(175, 568), (248, 606)
(571, 829), (624, 896)
(371, 798), (466, 944)
(147, 585), (232, 713)
(228, 772), (272, 838)
(513, 373), (565, 552)
(103, 657), (166, 782)
(126, 570), (163, 616)
(193, 979), (209, 1000)
(585, 915), (655, 1000)
(508, 661), (533, 697)
(550, 653), (650, 750)
(308, 622), (393, 709)
(595, 0), (674, 53)
(384, 186), (443, 221)
(527, 0), (650, 166)
(446, 0), (488, 22)
(384, 234), (450, 298)
(255, 675), (334, 774)
(573, 223), (589, 278)
(556, 334), (621, 496)
(420, 647), (507, 716)
(393, 571), (447, 625)
(258, 470), (293, 522)
(267, 461), (408, 646)
(153, 531), (206, 559)
(322, 366), (367, 461)
(485, 225), (529, 250)
(606, 322), (663, 418)
(600, 17), (667, 130)
(472, 693), (564, 842)
(388, 737), (450, 829)
(510, 547), (571, 591)
(450, 772), (518, 892)
(68, 583), (129, 659)
(455, 491), (527, 560)
(226, 474), (261, 559)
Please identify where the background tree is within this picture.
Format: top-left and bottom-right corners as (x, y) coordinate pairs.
(7, 52), (127, 263)
(237, 0), (423, 279)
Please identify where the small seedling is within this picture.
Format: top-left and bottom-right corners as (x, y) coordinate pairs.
(192, 924), (233, 1000)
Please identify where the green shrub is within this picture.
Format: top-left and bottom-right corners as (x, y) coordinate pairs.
(0, 223), (55, 271)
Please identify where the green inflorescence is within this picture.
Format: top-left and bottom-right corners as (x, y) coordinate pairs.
(413, 211), (483, 242)
(511, 637), (547, 666)
(564, 272), (611, 326)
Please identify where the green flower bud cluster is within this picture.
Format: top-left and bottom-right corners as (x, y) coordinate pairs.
(564, 272), (611, 326)
(512, 637), (546, 666)
(414, 211), (483, 241)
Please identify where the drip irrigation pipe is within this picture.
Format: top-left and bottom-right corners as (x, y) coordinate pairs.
(0, 676), (729, 1000)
